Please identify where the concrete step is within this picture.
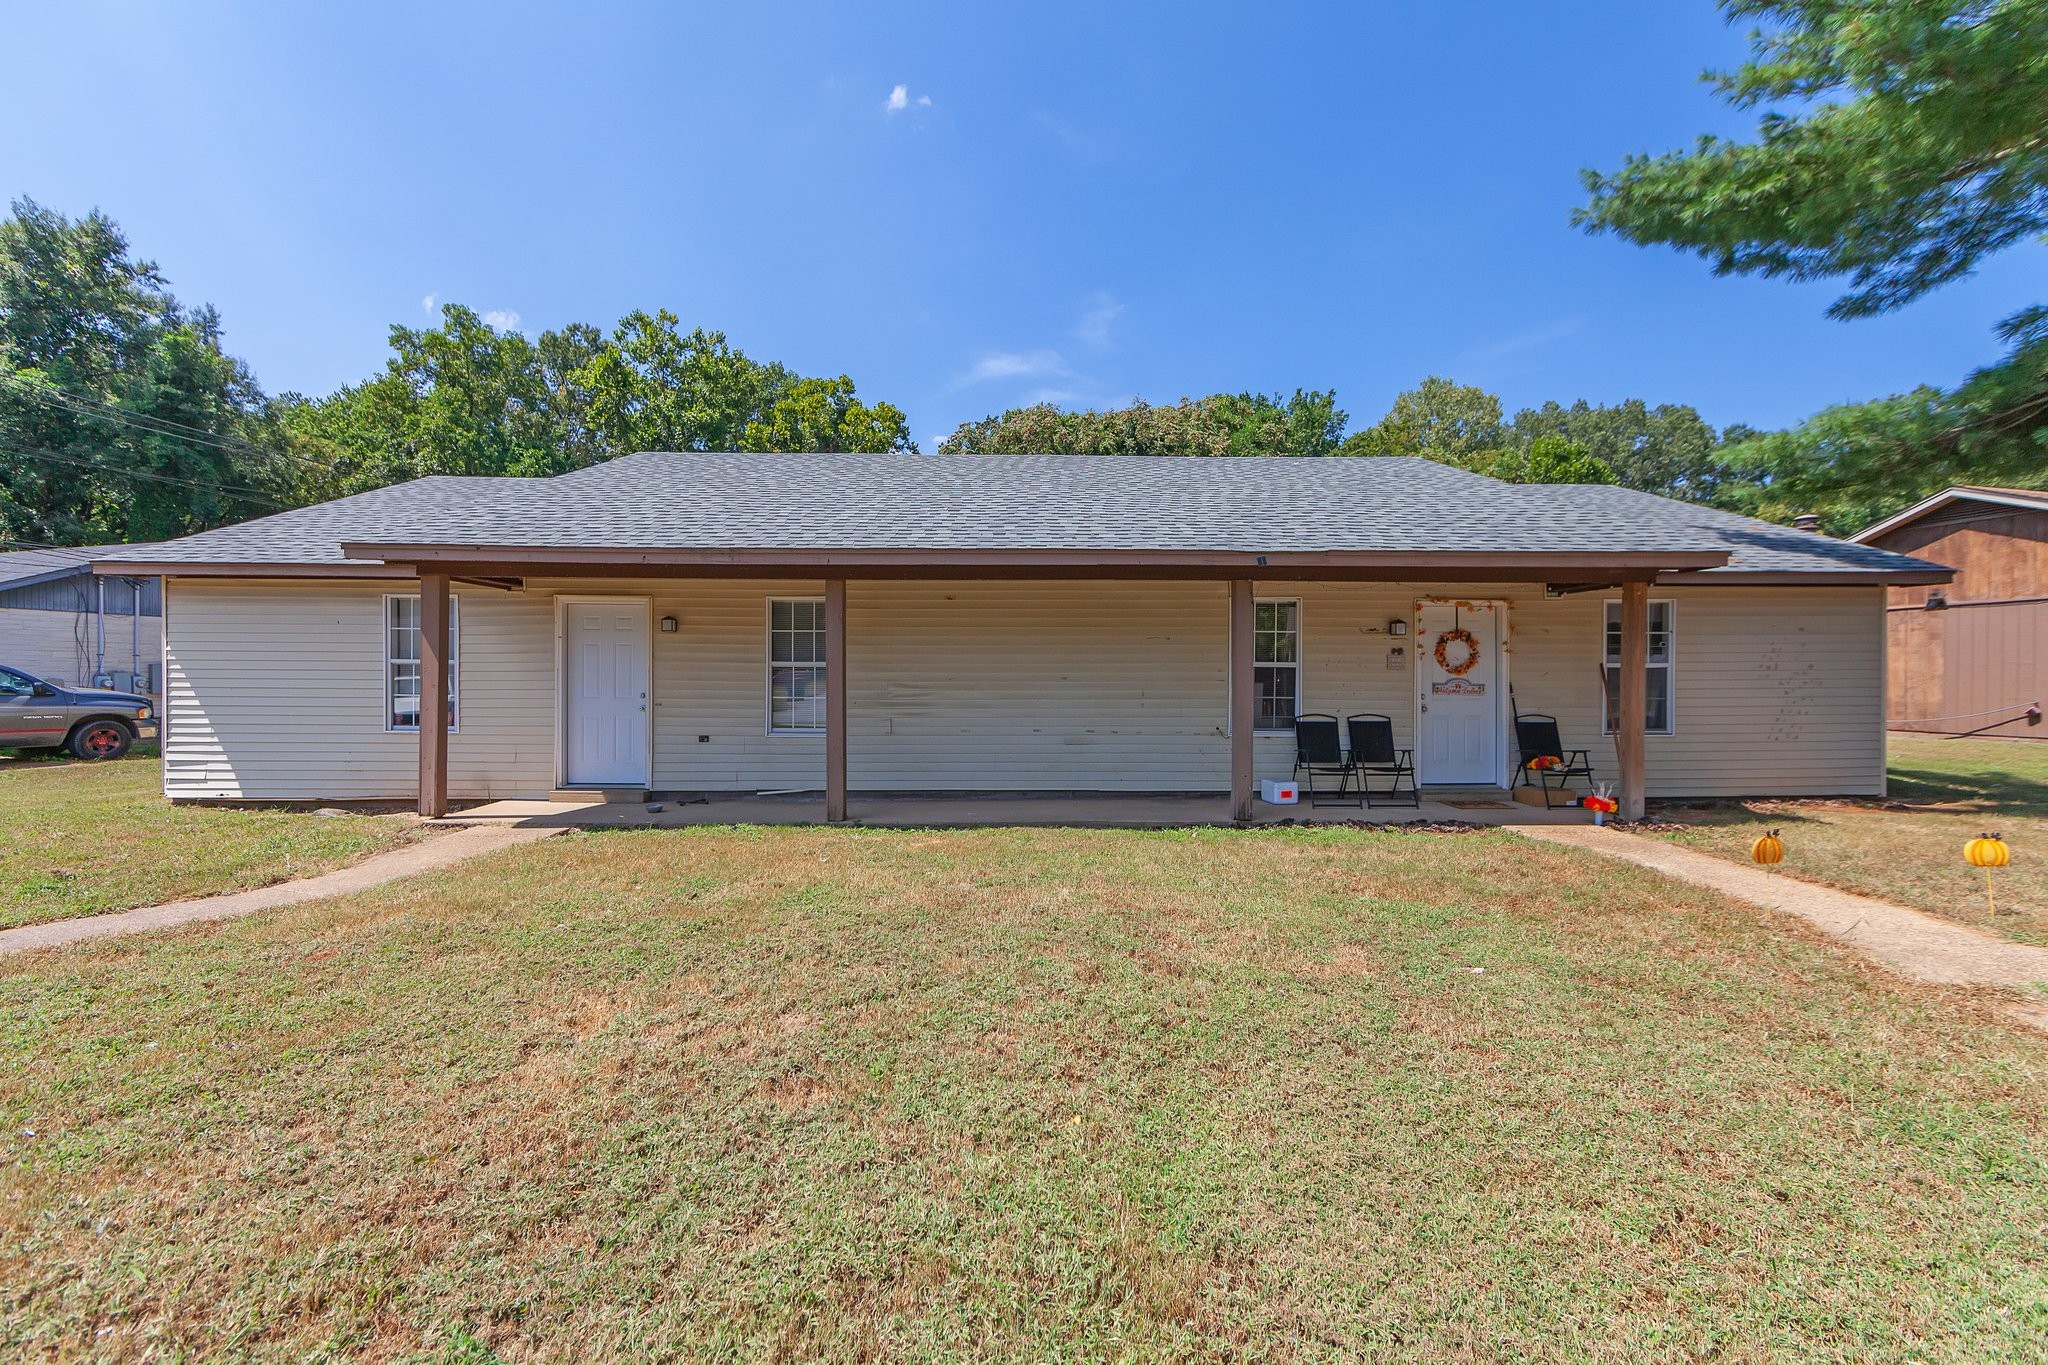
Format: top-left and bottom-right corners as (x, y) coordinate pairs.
(549, 787), (650, 804)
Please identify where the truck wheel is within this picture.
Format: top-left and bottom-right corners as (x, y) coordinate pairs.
(68, 720), (133, 761)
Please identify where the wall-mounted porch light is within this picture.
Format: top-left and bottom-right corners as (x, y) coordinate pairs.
(659, 615), (679, 632)
(1388, 619), (1408, 637)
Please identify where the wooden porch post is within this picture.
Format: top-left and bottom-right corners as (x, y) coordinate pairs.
(1230, 578), (1255, 822)
(825, 577), (847, 822)
(1616, 578), (1648, 822)
(417, 572), (450, 819)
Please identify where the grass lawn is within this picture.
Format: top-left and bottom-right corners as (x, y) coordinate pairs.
(1653, 734), (2048, 947)
(3, 826), (2044, 1361)
(0, 756), (425, 930)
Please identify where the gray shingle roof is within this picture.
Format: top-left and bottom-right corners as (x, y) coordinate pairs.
(96, 452), (1947, 579)
(0, 543), (156, 591)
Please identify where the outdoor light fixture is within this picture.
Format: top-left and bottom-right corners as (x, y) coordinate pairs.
(1388, 619), (1408, 637)
(659, 615), (679, 632)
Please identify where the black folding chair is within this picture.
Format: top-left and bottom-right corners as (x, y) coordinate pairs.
(1346, 713), (1417, 808)
(1292, 714), (1359, 807)
(1514, 713), (1595, 807)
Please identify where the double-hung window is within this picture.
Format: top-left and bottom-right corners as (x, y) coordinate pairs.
(1603, 599), (1674, 735)
(768, 598), (827, 734)
(386, 594), (459, 732)
(1253, 599), (1301, 732)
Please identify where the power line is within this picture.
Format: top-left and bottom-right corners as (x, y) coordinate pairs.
(0, 372), (346, 474)
(0, 370), (268, 448)
(0, 372), (280, 460)
(0, 443), (290, 509)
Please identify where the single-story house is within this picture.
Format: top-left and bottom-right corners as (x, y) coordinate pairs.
(0, 544), (162, 695)
(93, 452), (1950, 821)
(1852, 484), (2047, 739)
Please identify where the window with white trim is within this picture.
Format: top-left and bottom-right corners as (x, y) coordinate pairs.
(1603, 598), (1674, 735)
(1254, 599), (1300, 731)
(767, 598), (826, 733)
(386, 593), (459, 732)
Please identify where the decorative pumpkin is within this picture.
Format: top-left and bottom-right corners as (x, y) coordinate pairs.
(1965, 833), (2010, 869)
(1750, 831), (1785, 866)
(1434, 627), (1481, 677)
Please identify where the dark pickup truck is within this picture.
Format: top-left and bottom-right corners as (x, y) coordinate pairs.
(0, 664), (158, 761)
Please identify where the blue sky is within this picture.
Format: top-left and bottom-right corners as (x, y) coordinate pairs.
(5, 1), (2037, 450)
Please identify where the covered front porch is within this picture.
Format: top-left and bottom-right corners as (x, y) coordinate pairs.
(370, 541), (1705, 827)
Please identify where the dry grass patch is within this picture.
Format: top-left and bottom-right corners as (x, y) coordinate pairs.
(1654, 734), (2048, 945)
(2, 825), (2045, 1361)
(0, 758), (425, 929)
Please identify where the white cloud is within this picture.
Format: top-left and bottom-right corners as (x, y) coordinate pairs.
(885, 83), (931, 113)
(1074, 294), (1123, 349)
(957, 349), (1069, 386)
(482, 309), (523, 331)
(421, 293), (437, 315)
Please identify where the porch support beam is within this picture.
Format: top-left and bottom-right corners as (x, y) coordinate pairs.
(417, 571), (451, 819)
(825, 577), (848, 822)
(1616, 578), (1649, 822)
(1229, 578), (1255, 823)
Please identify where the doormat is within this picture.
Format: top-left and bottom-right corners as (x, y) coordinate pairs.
(1441, 799), (1513, 810)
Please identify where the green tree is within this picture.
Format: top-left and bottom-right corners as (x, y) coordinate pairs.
(739, 375), (913, 453)
(0, 198), (287, 544)
(1338, 376), (1504, 467)
(580, 312), (792, 455)
(1577, 1), (2048, 524)
(1508, 398), (1722, 498)
(1489, 434), (1619, 485)
(1715, 313), (2048, 531)
(940, 390), (1344, 458)
(1578, 0), (2048, 320)
(1210, 389), (1348, 457)
(287, 306), (914, 496)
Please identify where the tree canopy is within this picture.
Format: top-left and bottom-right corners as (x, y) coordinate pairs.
(285, 307), (914, 500)
(1578, 0), (2048, 528)
(1336, 377), (1504, 465)
(0, 198), (289, 545)
(1488, 435), (1619, 486)
(1, 199), (915, 543)
(939, 390), (1346, 458)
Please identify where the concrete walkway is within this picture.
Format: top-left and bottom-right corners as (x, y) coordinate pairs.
(1516, 825), (2048, 1027)
(0, 824), (560, 956)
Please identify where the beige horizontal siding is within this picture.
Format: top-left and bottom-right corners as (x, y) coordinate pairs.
(162, 579), (553, 800)
(162, 575), (1885, 801)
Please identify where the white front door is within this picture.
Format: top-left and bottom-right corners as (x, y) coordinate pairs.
(563, 600), (649, 786)
(1415, 600), (1506, 787)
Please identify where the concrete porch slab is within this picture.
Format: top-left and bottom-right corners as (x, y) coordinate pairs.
(429, 791), (1598, 831)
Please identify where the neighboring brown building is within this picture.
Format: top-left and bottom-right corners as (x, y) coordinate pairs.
(1853, 487), (2048, 739)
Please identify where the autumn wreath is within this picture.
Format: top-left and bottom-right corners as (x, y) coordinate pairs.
(1433, 627), (1480, 677)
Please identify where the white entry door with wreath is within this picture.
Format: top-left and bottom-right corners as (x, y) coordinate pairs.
(1414, 600), (1508, 787)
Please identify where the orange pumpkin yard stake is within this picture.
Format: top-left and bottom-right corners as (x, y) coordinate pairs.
(1751, 829), (1784, 895)
(1965, 833), (2011, 915)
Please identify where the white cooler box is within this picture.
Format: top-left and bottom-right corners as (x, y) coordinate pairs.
(1260, 779), (1300, 805)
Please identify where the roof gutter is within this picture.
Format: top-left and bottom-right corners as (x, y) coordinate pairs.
(1657, 568), (1955, 587)
(90, 559), (411, 579)
(336, 542), (1733, 578)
